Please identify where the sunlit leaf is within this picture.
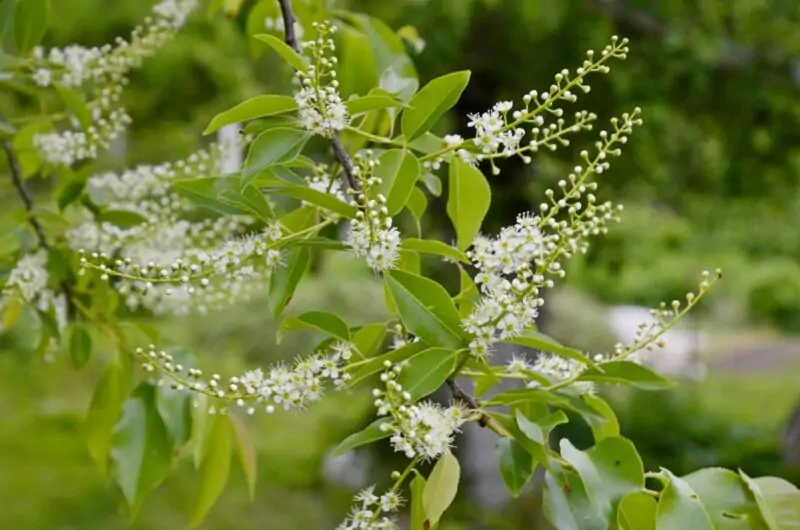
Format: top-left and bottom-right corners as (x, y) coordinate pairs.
(331, 417), (391, 457)
(190, 414), (232, 527)
(269, 246), (309, 319)
(423, 448), (460, 526)
(252, 33), (308, 72)
(397, 347), (458, 401)
(410, 473), (427, 530)
(682, 467), (768, 529)
(280, 310), (351, 341)
(346, 341), (426, 386)
(243, 128), (310, 183)
(504, 329), (595, 366)
(402, 70), (470, 141)
(86, 363), (127, 475)
(617, 491), (657, 530)
(447, 158), (490, 251)
(578, 361), (676, 390)
(228, 413), (257, 501)
(401, 238), (469, 264)
(204, 95), (298, 135)
(14, 0), (48, 54)
(374, 149), (420, 216)
(657, 468), (715, 530)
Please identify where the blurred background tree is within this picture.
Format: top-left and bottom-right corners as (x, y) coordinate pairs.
(1, 0), (799, 528)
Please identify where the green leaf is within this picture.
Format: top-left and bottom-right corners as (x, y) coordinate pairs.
(515, 408), (567, 446)
(110, 383), (174, 516)
(190, 413), (232, 527)
(617, 491), (657, 530)
(487, 388), (575, 409)
(280, 310), (351, 341)
(657, 468), (715, 530)
(422, 171), (442, 196)
(543, 466), (607, 530)
(682, 467), (768, 529)
(95, 209), (148, 229)
(751, 476), (800, 530)
(269, 246), (309, 319)
(504, 329), (595, 366)
(243, 128), (310, 182)
(410, 473), (427, 530)
(1, 290), (23, 330)
(351, 323), (386, 358)
(447, 158), (490, 251)
(559, 437), (645, 520)
(190, 394), (210, 470)
(68, 322), (92, 369)
(252, 33), (308, 72)
(373, 149), (420, 216)
(156, 382), (192, 446)
(346, 341), (426, 386)
(397, 347), (458, 401)
(384, 270), (466, 349)
(172, 176), (253, 216)
(496, 437), (534, 497)
(86, 363), (127, 475)
(402, 70), (470, 141)
(204, 95), (298, 135)
(235, 184), (275, 220)
(423, 448), (460, 526)
(331, 417), (391, 456)
(406, 187), (427, 229)
(273, 184), (358, 218)
(401, 238), (470, 264)
(14, 0), (48, 55)
(582, 393), (620, 442)
(55, 83), (93, 131)
(578, 361), (677, 390)
(228, 414), (257, 501)
(346, 89), (407, 116)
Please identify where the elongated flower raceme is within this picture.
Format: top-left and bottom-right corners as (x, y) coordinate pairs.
(337, 487), (402, 530)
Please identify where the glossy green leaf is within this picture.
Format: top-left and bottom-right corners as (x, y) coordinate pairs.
(68, 322), (92, 369)
(252, 33), (308, 72)
(422, 171), (443, 196)
(346, 89), (407, 116)
(504, 329), (594, 366)
(447, 158), (490, 251)
(423, 448), (460, 526)
(280, 310), (351, 341)
(401, 238), (470, 264)
(351, 323), (386, 358)
(682, 467), (768, 529)
(204, 95), (298, 135)
(543, 464), (607, 530)
(402, 70), (471, 141)
(496, 437), (534, 497)
(278, 204), (317, 233)
(269, 246), (309, 319)
(384, 270), (466, 349)
(190, 394), (210, 470)
(657, 468), (715, 530)
(273, 184), (358, 218)
(515, 408), (567, 447)
(578, 361), (677, 390)
(110, 383), (174, 516)
(617, 491), (657, 530)
(190, 413), (231, 527)
(410, 473), (427, 530)
(243, 128), (310, 182)
(14, 0), (48, 54)
(397, 347), (458, 401)
(373, 149), (420, 216)
(752, 476), (800, 530)
(582, 393), (620, 442)
(228, 414), (257, 501)
(346, 341), (426, 386)
(55, 83), (92, 131)
(331, 417), (391, 457)
(156, 382), (192, 446)
(560, 437), (645, 520)
(172, 176), (253, 216)
(406, 187), (427, 230)
(86, 363), (127, 475)
(235, 184), (275, 220)
(487, 388), (574, 408)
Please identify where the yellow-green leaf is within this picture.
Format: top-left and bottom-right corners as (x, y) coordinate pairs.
(447, 158), (490, 251)
(228, 414), (257, 501)
(204, 95), (298, 135)
(252, 33), (308, 72)
(402, 70), (470, 141)
(190, 413), (232, 527)
(423, 449), (460, 526)
(86, 363), (127, 475)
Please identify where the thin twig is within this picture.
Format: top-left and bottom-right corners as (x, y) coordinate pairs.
(275, 0), (359, 191)
(446, 378), (489, 427)
(4, 139), (76, 315)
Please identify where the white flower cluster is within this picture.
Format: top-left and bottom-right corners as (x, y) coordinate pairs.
(508, 354), (596, 395)
(33, 85), (131, 166)
(0, 250), (68, 332)
(136, 340), (355, 414)
(29, 0), (197, 89)
(373, 361), (465, 461)
(461, 110), (642, 357)
(345, 155), (401, 272)
(306, 163), (350, 205)
(337, 487), (401, 530)
(294, 22), (349, 137)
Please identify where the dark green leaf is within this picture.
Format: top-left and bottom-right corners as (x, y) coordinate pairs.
(543, 463), (607, 530)
(578, 361), (677, 390)
(269, 246), (309, 319)
(68, 322), (92, 369)
(204, 95), (298, 135)
(346, 341), (426, 387)
(228, 413), (257, 501)
(397, 347), (458, 400)
(683, 467), (768, 529)
(280, 310), (350, 341)
(86, 363), (127, 475)
(374, 149), (420, 216)
(406, 187), (427, 228)
(447, 158), (490, 251)
(95, 209), (148, 229)
(657, 468), (715, 530)
(384, 269), (466, 349)
(423, 448), (460, 526)
(172, 176), (253, 216)
(402, 70), (470, 141)
(496, 437), (534, 497)
(346, 89), (407, 116)
(14, 0), (48, 54)
(190, 414), (231, 527)
(110, 383), (174, 516)
(617, 491), (657, 530)
(243, 128), (310, 182)
(504, 329), (595, 366)
(331, 417), (391, 457)
(401, 238), (469, 264)
(252, 33), (308, 72)
(273, 184), (358, 218)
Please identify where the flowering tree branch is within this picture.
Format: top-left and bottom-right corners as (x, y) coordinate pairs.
(275, 0), (359, 191)
(446, 379), (489, 427)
